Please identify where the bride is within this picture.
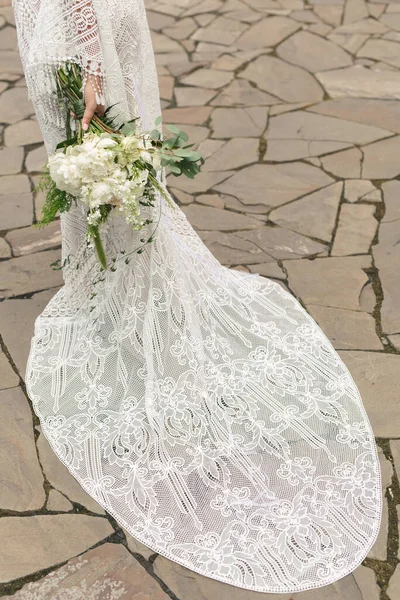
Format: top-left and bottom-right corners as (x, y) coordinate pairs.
(13, 0), (381, 594)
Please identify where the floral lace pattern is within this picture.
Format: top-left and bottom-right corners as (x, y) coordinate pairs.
(16, 0), (381, 594)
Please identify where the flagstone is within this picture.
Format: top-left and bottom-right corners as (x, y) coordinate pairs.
(0, 26), (17, 51)
(339, 351), (400, 438)
(235, 16), (301, 48)
(0, 86), (34, 124)
(277, 30), (353, 72)
(0, 193), (33, 229)
(314, 5), (343, 25)
(284, 255), (371, 310)
(264, 139), (353, 161)
(343, 0), (369, 23)
(37, 426), (106, 515)
(26, 144), (48, 173)
(196, 193), (225, 209)
(175, 86), (217, 106)
(167, 169), (235, 194)
(247, 262), (286, 279)
(307, 305), (382, 349)
(199, 230), (273, 265)
(362, 136), (400, 179)
(191, 16), (248, 45)
(0, 289), (58, 376)
(162, 105), (212, 124)
(4, 119), (43, 146)
(0, 249), (63, 299)
(215, 162), (333, 207)
(5, 221), (61, 257)
(239, 55), (324, 103)
(0, 386), (45, 511)
(163, 16), (197, 40)
(308, 98), (400, 134)
(381, 13), (400, 30)
(333, 17), (388, 33)
(316, 65), (400, 99)
(237, 226), (328, 260)
(321, 147), (362, 178)
(182, 204), (262, 230)
(146, 9), (176, 30)
(332, 204), (378, 255)
(0, 351), (18, 389)
(211, 79), (278, 106)
(46, 489), (73, 512)
(344, 179), (379, 202)
(0, 237), (11, 258)
(0, 50), (24, 75)
(266, 110), (391, 144)
(210, 106), (268, 137)
(0, 515), (113, 583)
(269, 182), (342, 242)
(308, 22), (333, 35)
(180, 67), (234, 88)
(202, 137), (259, 170)
(372, 181), (400, 334)
(328, 32), (368, 53)
(0, 146), (23, 175)
(2, 543), (170, 600)
(358, 39), (400, 68)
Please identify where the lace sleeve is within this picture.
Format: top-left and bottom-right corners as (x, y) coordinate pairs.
(72, 0), (105, 106)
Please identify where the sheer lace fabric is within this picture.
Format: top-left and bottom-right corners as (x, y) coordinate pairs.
(14, 0), (382, 594)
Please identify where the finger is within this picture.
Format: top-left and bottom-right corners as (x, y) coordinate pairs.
(82, 103), (96, 131)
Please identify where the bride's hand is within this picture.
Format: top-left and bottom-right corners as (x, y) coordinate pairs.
(82, 74), (105, 130)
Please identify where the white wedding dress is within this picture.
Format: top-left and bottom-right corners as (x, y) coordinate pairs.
(13, 0), (381, 594)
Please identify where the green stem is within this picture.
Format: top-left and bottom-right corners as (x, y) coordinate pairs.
(92, 225), (108, 270)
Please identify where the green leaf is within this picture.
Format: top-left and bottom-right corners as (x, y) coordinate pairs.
(155, 115), (162, 126)
(165, 124), (181, 134)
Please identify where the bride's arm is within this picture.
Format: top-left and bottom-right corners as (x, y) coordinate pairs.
(72, 0), (105, 128)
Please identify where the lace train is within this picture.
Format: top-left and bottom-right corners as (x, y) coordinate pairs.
(25, 187), (381, 594)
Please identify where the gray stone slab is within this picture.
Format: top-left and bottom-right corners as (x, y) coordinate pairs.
(387, 563), (400, 600)
(2, 543), (170, 600)
(36, 426), (106, 515)
(182, 204), (262, 231)
(321, 147), (363, 178)
(0, 386), (45, 511)
(308, 98), (400, 134)
(0, 146), (24, 175)
(0, 514), (113, 583)
(0, 86), (34, 123)
(4, 119), (43, 146)
(215, 162), (333, 208)
(236, 16), (301, 49)
(0, 351), (19, 389)
(307, 305), (382, 350)
(266, 110), (392, 144)
(210, 106), (268, 137)
(344, 180), (379, 203)
(237, 226), (327, 260)
(0, 173), (30, 195)
(0, 249), (63, 298)
(338, 351), (400, 437)
(332, 204), (378, 256)
(284, 255), (371, 310)
(239, 55), (324, 103)
(211, 78), (278, 106)
(46, 489), (73, 512)
(0, 288), (58, 377)
(269, 182), (342, 242)
(198, 230), (273, 266)
(362, 135), (400, 179)
(277, 30), (353, 72)
(316, 65), (400, 99)
(5, 221), (61, 256)
(202, 137), (259, 171)
(0, 192), (33, 229)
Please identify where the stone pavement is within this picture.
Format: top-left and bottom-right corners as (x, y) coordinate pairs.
(0, 0), (399, 597)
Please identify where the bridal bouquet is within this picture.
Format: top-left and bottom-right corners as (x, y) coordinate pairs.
(34, 63), (204, 271)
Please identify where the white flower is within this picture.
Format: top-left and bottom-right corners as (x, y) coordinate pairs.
(48, 151), (82, 196)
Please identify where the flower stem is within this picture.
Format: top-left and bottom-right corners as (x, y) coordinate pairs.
(92, 225), (108, 270)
